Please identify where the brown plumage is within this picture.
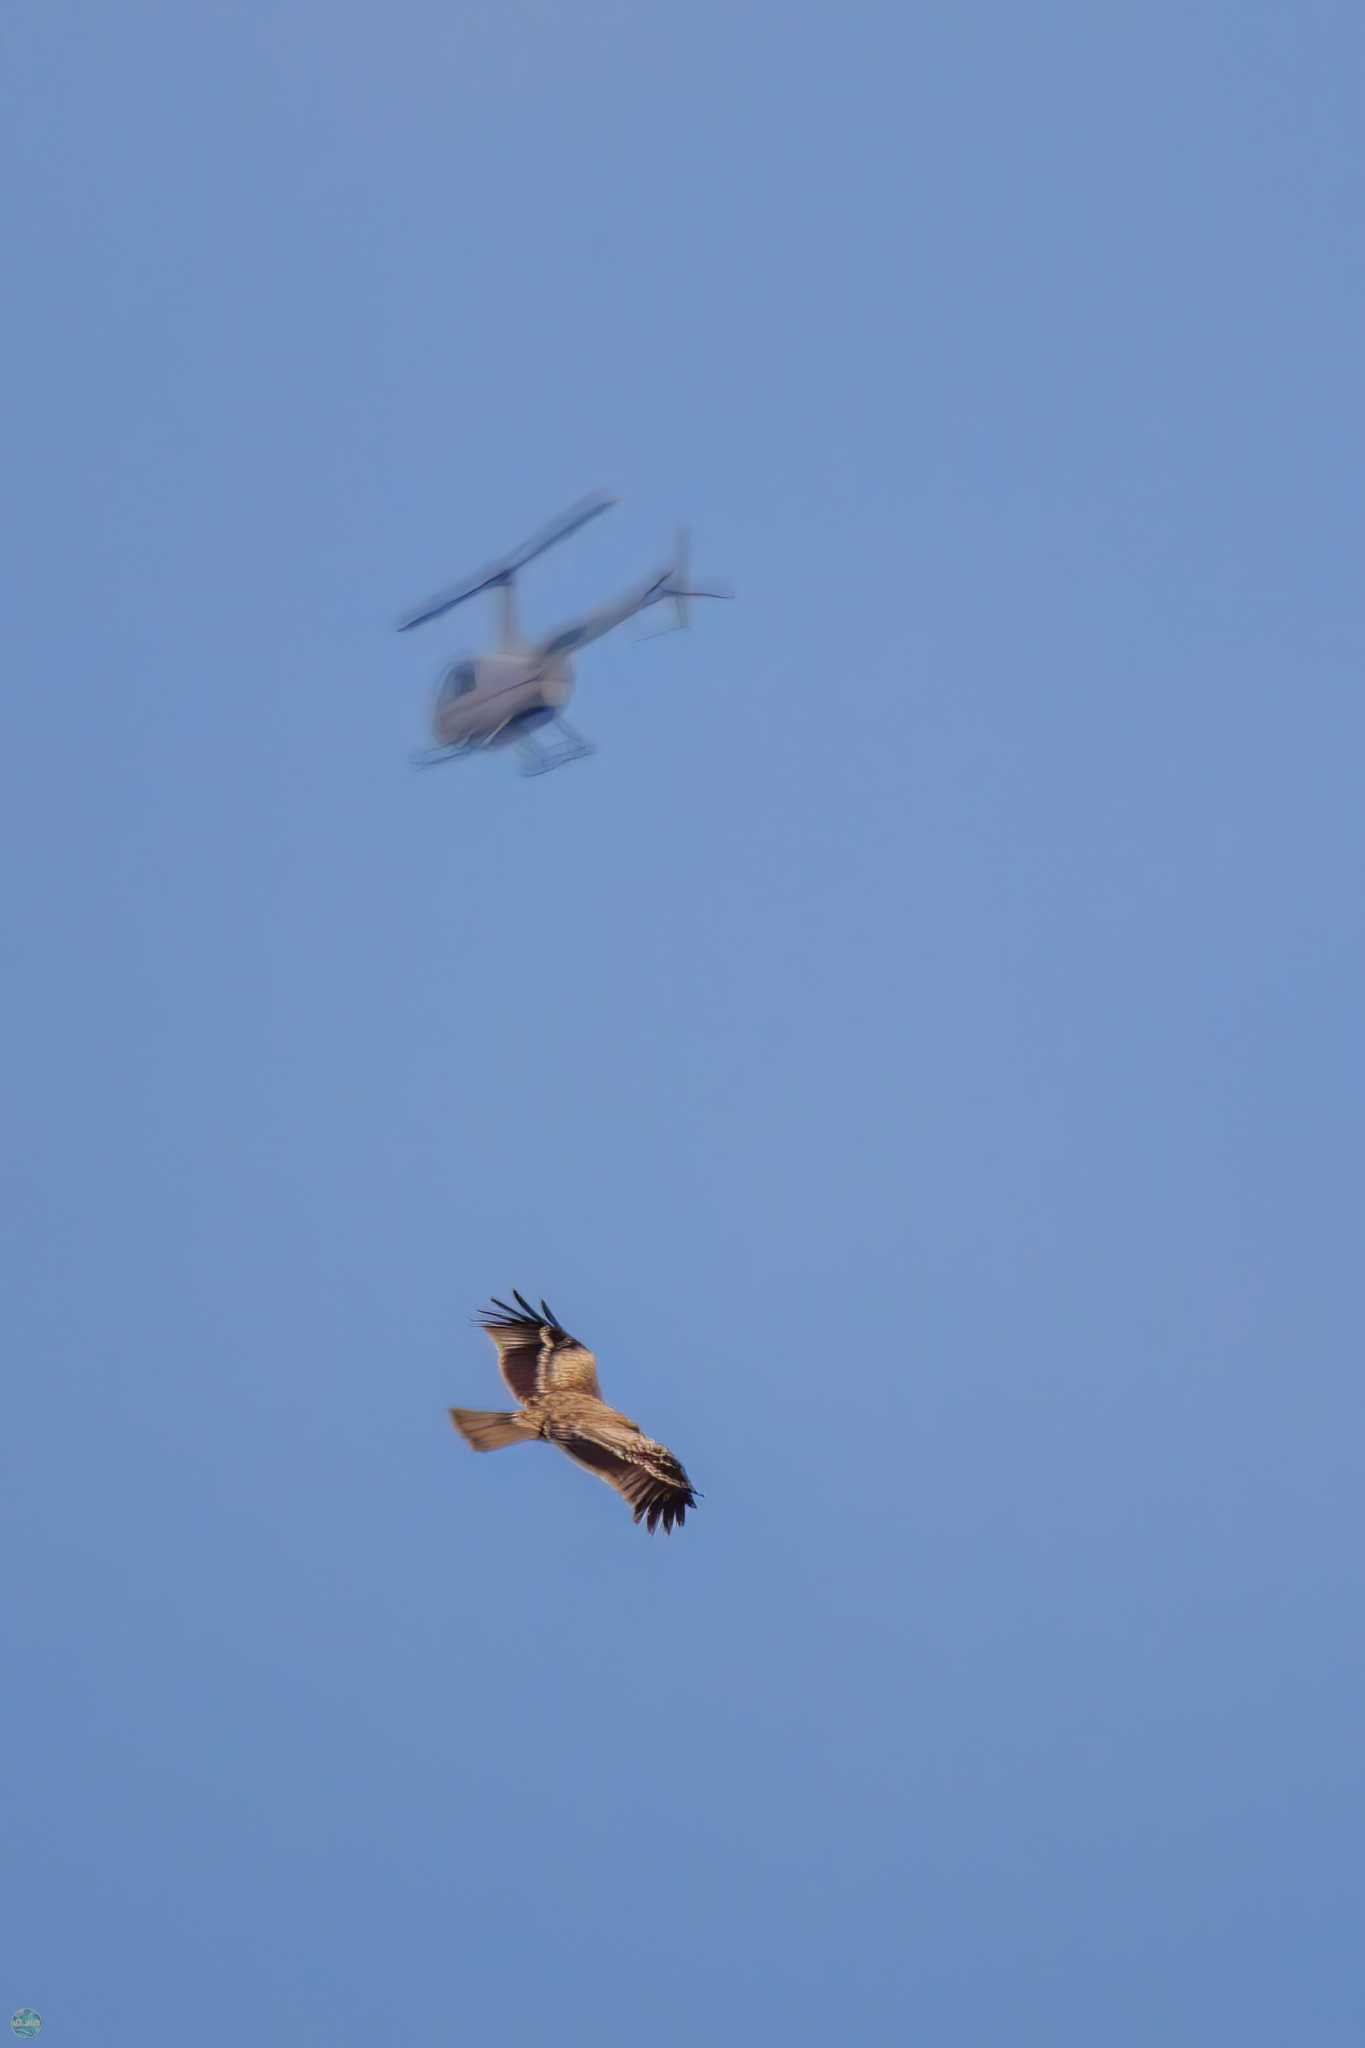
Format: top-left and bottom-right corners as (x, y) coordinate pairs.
(449, 1292), (698, 1534)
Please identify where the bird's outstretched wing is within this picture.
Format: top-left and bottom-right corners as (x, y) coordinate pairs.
(479, 1292), (602, 1400)
(556, 1423), (697, 1534)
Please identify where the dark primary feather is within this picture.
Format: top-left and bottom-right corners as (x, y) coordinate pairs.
(558, 1430), (697, 1534)
(478, 1294), (600, 1399)
(486, 1290), (564, 1331)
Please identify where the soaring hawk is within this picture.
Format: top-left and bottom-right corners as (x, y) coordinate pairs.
(449, 1293), (698, 1534)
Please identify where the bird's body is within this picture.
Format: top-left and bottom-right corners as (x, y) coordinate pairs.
(449, 1293), (698, 1534)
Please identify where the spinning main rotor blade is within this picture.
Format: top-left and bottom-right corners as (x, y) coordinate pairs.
(397, 489), (618, 633)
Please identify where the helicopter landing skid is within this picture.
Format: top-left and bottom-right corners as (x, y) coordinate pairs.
(411, 742), (473, 769)
(515, 722), (594, 777)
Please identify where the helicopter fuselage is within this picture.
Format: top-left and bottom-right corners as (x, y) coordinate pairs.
(431, 651), (574, 751)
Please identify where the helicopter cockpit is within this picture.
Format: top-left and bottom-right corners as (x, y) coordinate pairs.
(441, 659), (478, 698)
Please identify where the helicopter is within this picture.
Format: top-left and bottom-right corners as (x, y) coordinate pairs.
(397, 491), (732, 775)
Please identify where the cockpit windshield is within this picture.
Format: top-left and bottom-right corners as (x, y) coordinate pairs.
(443, 659), (478, 697)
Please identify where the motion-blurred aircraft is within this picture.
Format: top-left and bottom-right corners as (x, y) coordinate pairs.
(397, 491), (731, 775)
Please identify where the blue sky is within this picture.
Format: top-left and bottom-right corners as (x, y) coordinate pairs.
(5, 2), (1364, 2042)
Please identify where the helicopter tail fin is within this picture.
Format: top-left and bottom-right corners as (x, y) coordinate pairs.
(671, 529), (692, 631)
(660, 529), (733, 631)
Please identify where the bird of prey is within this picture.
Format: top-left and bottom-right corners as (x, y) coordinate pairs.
(449, 1292), (698, 1534)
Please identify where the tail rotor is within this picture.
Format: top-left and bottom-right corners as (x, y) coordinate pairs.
(672, 528), (692, 631)
(635, 525), (734, 641)
(659, 527), (732, 630)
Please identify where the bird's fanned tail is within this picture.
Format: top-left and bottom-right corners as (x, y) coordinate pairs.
(449, 1408), (532, 1451)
